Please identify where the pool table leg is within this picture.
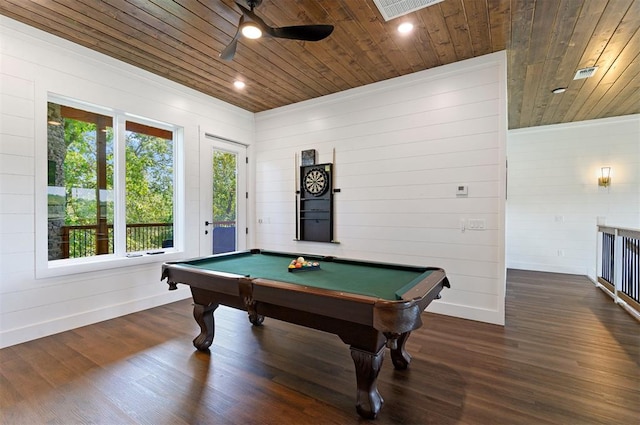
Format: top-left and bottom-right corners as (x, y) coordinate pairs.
(192, 303), (218, 351)
(389, 331), (412, 370)
(350, 346), (384, 419)
(244, 300), (265, 326)
(240, 280), (264, 326)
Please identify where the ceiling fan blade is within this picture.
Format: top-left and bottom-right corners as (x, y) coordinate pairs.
(220, 38), (239, 61)
(235, 1), (333, 41)
(219, 15), (245, 61)
(269, 25), (334, 41)
(223, 1), (333, 60)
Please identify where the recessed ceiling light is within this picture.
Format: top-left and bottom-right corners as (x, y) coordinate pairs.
(234, 80), (246, 89)
(398, 22), (414, 34)
(551, 87), (567, 94)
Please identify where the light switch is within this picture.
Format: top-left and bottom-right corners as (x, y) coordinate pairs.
(468, 219), (485, 230)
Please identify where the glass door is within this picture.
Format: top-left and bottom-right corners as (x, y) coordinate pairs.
(199, 135), (247, 255)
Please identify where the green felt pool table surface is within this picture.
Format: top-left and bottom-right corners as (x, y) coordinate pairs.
(181, 250), (434, 301)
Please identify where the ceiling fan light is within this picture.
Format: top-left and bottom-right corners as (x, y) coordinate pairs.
(241, 23), (262, 39)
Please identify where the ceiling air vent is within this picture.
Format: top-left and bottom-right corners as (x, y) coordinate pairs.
(573, 67), (598, 80)
(373, 0), (445, 21)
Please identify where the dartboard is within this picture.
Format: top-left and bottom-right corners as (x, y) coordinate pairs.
(304, 168), (329, 196)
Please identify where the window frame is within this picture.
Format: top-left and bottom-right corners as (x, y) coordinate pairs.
(36, 94), (184, 278)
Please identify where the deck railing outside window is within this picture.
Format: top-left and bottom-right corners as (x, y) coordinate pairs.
(596, 225), (640, 320)
(60, 221), (236, 258)
(61, 223), (173, 258)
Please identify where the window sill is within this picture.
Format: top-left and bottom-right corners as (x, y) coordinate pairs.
(36, 250), (184, 279)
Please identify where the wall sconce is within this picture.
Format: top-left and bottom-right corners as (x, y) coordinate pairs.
(598, 167), (611, 187)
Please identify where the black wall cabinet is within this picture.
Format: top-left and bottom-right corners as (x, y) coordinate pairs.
(299, 163), (333, 242)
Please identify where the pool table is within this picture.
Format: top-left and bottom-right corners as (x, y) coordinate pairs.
(162, 249), (450, 419)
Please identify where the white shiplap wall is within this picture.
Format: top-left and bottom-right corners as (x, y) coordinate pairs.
(0, 17), (254, 348)
(254, 52), (508, 325)
(507, 115), (640, 277)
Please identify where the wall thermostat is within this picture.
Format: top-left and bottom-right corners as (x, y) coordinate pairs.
(456, 184), (468, 196)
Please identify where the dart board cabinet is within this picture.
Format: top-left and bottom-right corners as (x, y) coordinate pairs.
(299, 163), (333, 242)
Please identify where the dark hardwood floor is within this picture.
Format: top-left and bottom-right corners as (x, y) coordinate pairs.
(1, 269), (638, 424)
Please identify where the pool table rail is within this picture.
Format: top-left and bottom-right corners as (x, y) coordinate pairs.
(162, 262), (449, 338)
(162, 262), (246, 292)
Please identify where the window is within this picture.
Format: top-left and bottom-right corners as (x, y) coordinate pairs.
(46, 97), (178, 266)
(124, 121), (174, 252)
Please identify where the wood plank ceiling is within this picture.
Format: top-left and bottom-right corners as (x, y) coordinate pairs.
(0, 0), (638, 129)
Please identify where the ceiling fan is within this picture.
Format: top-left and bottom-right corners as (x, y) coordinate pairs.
(220, 0), (334, 61)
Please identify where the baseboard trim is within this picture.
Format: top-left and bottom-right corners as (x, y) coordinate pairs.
(0, 288), (191, 349)
(427, 301), (504, 326)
